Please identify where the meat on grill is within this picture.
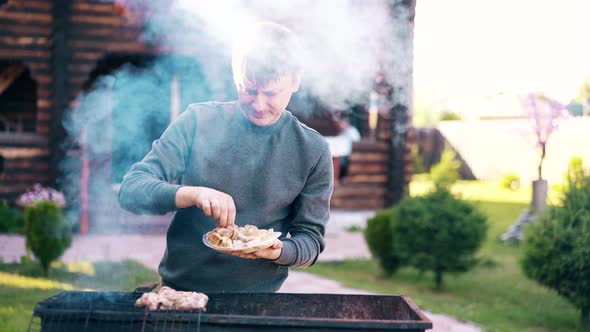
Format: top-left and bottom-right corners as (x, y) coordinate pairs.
(135, 286), (208, 311)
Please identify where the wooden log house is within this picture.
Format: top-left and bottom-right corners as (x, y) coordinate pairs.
(0, 0), (416, 232)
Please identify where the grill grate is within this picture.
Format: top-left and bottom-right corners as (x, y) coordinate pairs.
(29, 291), (432, 332)
(27, 291), (204, 332)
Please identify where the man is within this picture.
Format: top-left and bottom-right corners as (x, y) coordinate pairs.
(118, 22), (334, 292)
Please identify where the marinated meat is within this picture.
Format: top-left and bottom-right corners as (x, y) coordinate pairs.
(135, 286), (208, 311)
(206, 224), (275, 249)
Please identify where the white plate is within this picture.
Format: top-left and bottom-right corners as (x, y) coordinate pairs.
(202, 231), (282, 254)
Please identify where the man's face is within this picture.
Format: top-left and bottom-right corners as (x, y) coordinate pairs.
(236, 76), (300, 126)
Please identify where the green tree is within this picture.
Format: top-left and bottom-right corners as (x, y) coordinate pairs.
(365, 187), (487, 289)
(364, 208), (402, 276)
(521, 175), (590, 330)
(553, 156), (588, 195)
(438, 109), (462, 121)
(0, 201), (23, 234)
(574, 77), (590, 105)
(410, 144), (425, 174)
(24, 201), (72, 275)
(429, 146), (461, 190)
(389, 188), (487, 289)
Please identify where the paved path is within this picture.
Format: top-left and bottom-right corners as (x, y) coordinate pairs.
(0, 210), (481, 332)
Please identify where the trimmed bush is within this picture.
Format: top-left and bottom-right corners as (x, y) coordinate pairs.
(438, 110), (462, 121)
(500, 172), (521, 190)
(364, 208), (402, 275)
(410, 144), (425, 174)
(0, 201), (24, 234)
(557, 156), (588, 194)
(429, 147), (460, 189)
(392, 188), (487, 289)
(24, 201), (72, 276)
(521, 175), (590, 329)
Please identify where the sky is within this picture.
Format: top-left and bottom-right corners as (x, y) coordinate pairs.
(413, 0), (590, 112)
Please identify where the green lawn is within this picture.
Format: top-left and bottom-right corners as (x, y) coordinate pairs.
(410, 175), (562, 205)
(304, 180), (584, 332)
(0, 260), (159, 332)
(1, 179), (580, 331)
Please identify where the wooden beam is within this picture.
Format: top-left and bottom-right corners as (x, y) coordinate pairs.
(72, 2), (116, 14)
(386, 0), (416, 206)
(49, 0), (71, 189)
(0, 49), (51, 59)
(0, 36), (50, 47)
(0, 146), (48, 157)
(69, 40), (148, 53)
(70, 14), (126, 26)
(0, 11), (52, 24)
(5, 0), (53, 11)
(0, 24), (52, 36)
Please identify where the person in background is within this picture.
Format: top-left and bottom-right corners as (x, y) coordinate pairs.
(325, 111), (361, 184)
(118, 21), (334, 293)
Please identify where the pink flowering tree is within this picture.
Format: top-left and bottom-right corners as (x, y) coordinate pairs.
(521, 93), (568, 213)
(17, 184), (71, 275)
(17, 183), (66, 208)
(522, 93), (567, 180)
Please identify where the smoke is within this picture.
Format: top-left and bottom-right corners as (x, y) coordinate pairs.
(60, 0), (413, 232)
(61, 57), (211, 232)
(145, 0), (408, 109)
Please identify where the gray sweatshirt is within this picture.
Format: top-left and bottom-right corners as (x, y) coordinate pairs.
(118, 101), (333, 292)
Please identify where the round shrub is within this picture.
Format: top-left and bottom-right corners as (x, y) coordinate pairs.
(500, 172), (521, 190)
(521, 175), (590, 329)
(364, 208), (402, 275)
(410, 144), (425, 174)
(429, 147), (460, 189)
(392, 188), (488, 289)
(0, 201), (24, 234)
(24, 201), (72, 275)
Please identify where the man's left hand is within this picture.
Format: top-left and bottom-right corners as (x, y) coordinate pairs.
(228, 239), (283, 260)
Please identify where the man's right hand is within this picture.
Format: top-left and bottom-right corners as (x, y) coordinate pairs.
(175, 186), (236, 227)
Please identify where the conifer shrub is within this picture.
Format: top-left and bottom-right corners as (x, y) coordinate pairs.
(364, 208), (402, 275)
(393, 188), (487, 289)
(521, 175), (590, 329)
(365, 188), (488, 289)
(0, 201), (24, 234)
(24, 201), (72, 276)
(429, 147), (460, 189)
(500, 172), (521, 190)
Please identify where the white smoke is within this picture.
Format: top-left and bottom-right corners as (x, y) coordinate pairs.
(60, 0), (414, 232)
(149, 0), (403, 109)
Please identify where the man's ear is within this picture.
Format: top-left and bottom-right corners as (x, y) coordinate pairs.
(292, 73), (303, 93)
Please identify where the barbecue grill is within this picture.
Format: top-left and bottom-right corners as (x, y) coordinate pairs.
(28, 283), (432, 332)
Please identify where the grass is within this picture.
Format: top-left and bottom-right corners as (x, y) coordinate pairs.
(410, 174), (562, 205)
(303, 179), (584, 332)
(0, 260), (159, 332)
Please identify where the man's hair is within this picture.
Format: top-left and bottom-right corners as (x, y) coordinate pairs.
(232, 21), (303, 88)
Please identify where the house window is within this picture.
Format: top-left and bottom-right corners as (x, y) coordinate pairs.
(0, 61), (37, 133)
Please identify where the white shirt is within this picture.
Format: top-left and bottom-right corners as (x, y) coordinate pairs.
(325, 126), (361, 158)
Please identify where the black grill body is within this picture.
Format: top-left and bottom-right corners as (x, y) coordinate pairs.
(29, 291), (432, 332)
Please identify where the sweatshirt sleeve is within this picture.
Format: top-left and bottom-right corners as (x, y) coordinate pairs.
(274, 147), (334, 267)
(118, 107), (196, 215)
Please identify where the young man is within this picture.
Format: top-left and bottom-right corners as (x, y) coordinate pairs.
(118, 22), (334, 292)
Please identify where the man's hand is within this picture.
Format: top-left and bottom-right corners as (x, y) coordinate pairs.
(176, 186), (236, 227)
(228, 239), (283, 261)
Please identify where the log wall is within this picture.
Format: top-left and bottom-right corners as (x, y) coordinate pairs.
(331, 114), (403, 210)
(0, 0), (53, 201)
(0, 0), (414, 224)
(67, 0), (146, 98)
